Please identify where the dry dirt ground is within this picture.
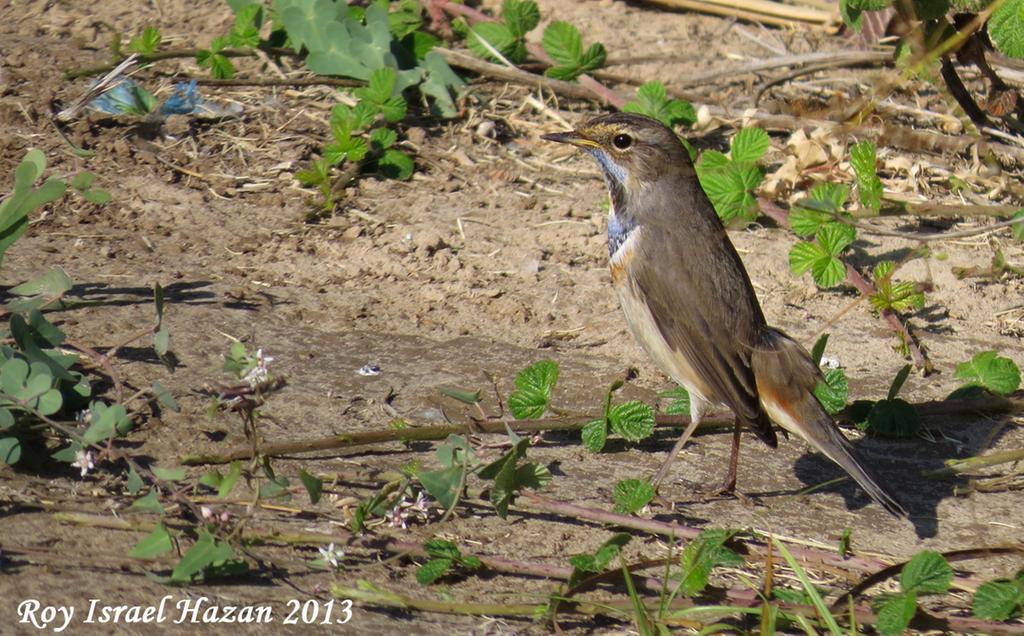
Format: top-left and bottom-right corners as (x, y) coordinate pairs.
(1, 0), (1023, 634)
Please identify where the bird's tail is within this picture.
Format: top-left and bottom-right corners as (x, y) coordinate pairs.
(750, 329), (908, 518)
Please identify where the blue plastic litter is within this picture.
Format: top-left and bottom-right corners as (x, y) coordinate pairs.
(86, 76), (242, 119)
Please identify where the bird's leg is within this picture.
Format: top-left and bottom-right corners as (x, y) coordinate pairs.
(651, 399), (705, 490)
(716, 420), (742, 494)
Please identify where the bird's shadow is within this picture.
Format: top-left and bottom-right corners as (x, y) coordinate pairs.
(790, 408), (1016, 538)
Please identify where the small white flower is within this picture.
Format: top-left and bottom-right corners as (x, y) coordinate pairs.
(71, 450), (95, 477)
(318, 542), (344, 569)
(412, 490), (431, 515)
(242, 348), (274, 386)
(389, 503), (409, 529)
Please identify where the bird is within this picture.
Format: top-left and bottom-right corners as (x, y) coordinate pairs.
(542, 112), (907, 517)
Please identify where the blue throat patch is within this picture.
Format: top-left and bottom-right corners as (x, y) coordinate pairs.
(581, 147), (634, 259)
(585, 148), (628, 186)
(607, 210), (634, 259)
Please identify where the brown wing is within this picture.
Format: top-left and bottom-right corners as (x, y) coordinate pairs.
(627, 208), (777, 446)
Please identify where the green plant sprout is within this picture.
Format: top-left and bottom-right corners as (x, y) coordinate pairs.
(623, 81), (697, 129)
(695, 127), (770, 225)
(462, 0), (539, 63)
(849, 364), (920, 437)
(416, 538), (482, 585)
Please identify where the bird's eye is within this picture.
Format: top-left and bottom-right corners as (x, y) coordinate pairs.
(612, 133), (633, 150)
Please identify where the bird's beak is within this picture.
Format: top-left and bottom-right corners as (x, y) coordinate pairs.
(541, 129), (600, 150)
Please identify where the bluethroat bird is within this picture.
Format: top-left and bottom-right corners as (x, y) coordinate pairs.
(543, 113), (907, 517)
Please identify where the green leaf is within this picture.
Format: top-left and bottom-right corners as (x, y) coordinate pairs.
(487, 450), (519, 518)
(697, 162), (761, 224)
(789, 208), (831, 238)
(817, 223), (854, 256)
(577, 42), (606, 74)
(875, 592), (918, 636)
(9, 266), (73, 298)
(581, 419), (608, 452)
(569, 533), (631, 586)
(219, 461), (242, 498)
(128, 26), (163, 54)
(153, 327), (169, 356)
(128, 522), (173, 558)
(387, 0), (423, 38)
(152, 380), (179, 412)
(1011, 210), (1024, 242)
(197, 50), (236, 80)
(514, 462), (551, 490)
(608, 400), (655, 442)
(369, 127), (398, 149)
(299, 469), (323, 504)
(355, 67), (404, 112)
(435, 434), (474, 469)
(420, 50), (465, 118)
(440, 387), (481, 404)
(295, 160), (329, 187)
(542, 21), (582, 67)
(83, 402), (131, 444)
(151, 465), (186, 482)
(126, 466), (145, 495)
(70, 172), (95, 191)
(424, 538), (461, 560)
(678, 529), (744, 597)
(198, 470), (223, 490)
(83, 189), (112, 205)
(730, 127), (769, 164)
(789, 241), (826, 276)
(613, 478), (654, 514)
(660, 386), (692, 416)
(503, 0), (540, 37)
(171, 531), (242, 583)
(990, 0), (1024, 58)
(130, 490), (165, 514)
(467, 22), (518, 62)
(459, 554), (482, 570)
(417, 465), (461, 509)
(901, 550), (952, 594)
(812, 181), (851, 208)
(814, 368), (849, 415)
(622, 81), (698, 129)
(697, 150), (729, 171)
(0, 436), (22, 465)
(864, 398), (919, 438)
(378, 149), (414, 180)
(0, 408), (14, 430)
(810, 253), (846, 287)
(406, 30), (439, 60)
(507, 360), (559, 419)
(229, 4), (262, 47)
(416, 558), (452, 585)
(259, 475), (291, 501)
(847, 0), (891, 9)
(324, 137), (369, 166)
(850, 140), (883, 213)
(972, 579), (1024, 620)
(20, 148), (46, 180)
(888, 364), (912, 400)
(954, 351), (1021, 396)
(810, 333), (829, 366)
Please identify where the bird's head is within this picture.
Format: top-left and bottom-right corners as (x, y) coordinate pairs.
(542, 113), (692, 197)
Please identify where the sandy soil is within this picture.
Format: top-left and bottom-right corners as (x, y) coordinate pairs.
(1, 0), (1022, 633)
